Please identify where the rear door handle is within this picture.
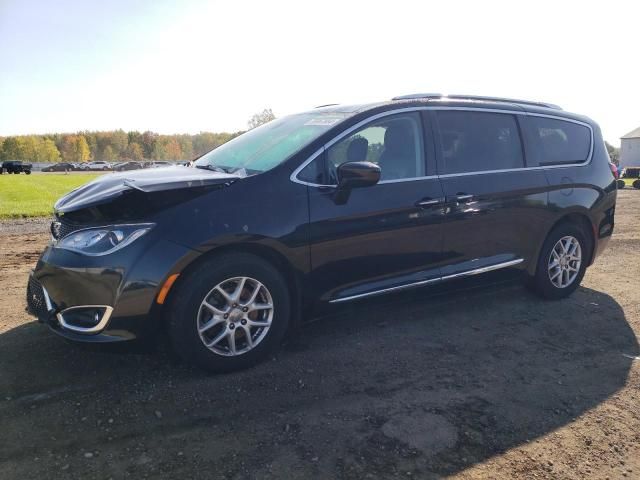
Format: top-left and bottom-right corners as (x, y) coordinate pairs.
(415, 197), (445, 208)
(447, 194), (474, 204)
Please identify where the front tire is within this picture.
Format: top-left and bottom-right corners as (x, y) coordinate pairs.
(168, 253), (291, 372)
(633, 179), (640, 190)
(528, 224), (590, 300)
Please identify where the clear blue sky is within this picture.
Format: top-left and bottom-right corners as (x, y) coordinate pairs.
(1, 0), (638, 145)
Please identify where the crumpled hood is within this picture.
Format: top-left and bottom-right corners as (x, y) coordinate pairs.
(54, 166), (239, 213)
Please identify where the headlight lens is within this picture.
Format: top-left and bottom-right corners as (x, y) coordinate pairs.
(56, 224), (154, 256)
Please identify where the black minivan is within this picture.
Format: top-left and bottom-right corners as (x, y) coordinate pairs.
(27, 94), (617, 371)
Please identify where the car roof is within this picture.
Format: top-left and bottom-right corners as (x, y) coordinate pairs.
(306, 94), (593, 125)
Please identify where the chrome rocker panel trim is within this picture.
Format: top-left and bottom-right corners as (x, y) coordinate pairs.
(330, 258), (524, 303)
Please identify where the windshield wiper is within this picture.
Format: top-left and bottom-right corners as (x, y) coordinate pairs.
(196, 164), (230, 174)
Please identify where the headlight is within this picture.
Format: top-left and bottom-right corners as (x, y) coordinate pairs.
(56, 224), (154, 256)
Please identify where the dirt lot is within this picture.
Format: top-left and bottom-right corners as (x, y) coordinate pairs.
(0, 191), (638, 479)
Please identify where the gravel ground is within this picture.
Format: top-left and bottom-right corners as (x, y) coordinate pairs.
(0, 217), (51, 235)
(0, 190), (638, 479)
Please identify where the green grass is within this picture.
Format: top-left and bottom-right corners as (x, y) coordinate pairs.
(0, 173), (102, 218)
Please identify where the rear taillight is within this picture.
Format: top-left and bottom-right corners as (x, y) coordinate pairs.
(609, 162), (619, 179)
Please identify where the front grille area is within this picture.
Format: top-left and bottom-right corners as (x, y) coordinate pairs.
(51, 217), (83, 240)
(27, 275), (51, 320)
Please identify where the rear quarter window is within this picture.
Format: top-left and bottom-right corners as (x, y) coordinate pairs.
(527, 116), (591, 165)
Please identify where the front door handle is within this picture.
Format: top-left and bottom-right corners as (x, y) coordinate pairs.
(415, 197), (445, 208)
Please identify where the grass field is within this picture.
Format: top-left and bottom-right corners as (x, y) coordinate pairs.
(0, 173), (102, 218)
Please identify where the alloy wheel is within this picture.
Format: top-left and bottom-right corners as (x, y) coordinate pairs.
(196, 276), (274, 356)
(548, 236), (582, 288)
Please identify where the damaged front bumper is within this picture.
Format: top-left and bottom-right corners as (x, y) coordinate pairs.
(26, 237), (197, 343)
(27, 277), (113, 334)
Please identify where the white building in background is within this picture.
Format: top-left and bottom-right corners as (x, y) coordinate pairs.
(620, 126), (640, 168)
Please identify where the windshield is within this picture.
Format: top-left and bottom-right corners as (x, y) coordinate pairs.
(194, 112), (349, 174)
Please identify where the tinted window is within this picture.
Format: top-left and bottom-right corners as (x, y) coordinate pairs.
(528, 117), (591, 165)
(326, 112), (425, 182)
(436, 111), (524, 174)
(297, 153), (325, 184)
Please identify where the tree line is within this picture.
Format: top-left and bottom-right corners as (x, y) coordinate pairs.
(0, 130), (244, 163)
(0, 109), (276, 163)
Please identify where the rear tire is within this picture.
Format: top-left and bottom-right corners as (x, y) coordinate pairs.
(168, 253), (291, 372)
(528, 223), (590, 300)
(633, 179), (640, 190)
(616, 179), (626, 189)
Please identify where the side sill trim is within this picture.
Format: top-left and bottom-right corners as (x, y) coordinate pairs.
(329, 258), (524, 304)
(330, 277), (441, 304)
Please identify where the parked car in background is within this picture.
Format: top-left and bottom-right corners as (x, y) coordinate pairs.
(145, 161), (173, 168)
(1, 160), (32, 174)
(41, 162), (76, 172)
(620, 167), (640, 189)
(27, 94), (617, 373)
(84, 161), (113, 171)
(114, 161), (144, 172)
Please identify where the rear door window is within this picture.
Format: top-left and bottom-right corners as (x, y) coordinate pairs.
(526, 116), (591, 165)
(435, 111), (524, 174)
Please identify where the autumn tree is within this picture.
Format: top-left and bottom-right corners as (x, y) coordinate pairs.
(82, 131), (98, 160)
(0, 137), (21, 160)
(61, 135), (91, 162)
(247, 108), (275, 129)
(126, 142), (144, 160)
(76, 136), (91, 161)
(111, 129), (129, 158)
(102, 145), (117, 161)
(163, 138), (182, 160)
(152, 141), (165, 160)
(40, 139), (61, 162)
(178, 135), (193, 160)
(141, 131), (158, 159)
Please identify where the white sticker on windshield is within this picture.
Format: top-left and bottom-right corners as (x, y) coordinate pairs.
(304, 117), (342, 126)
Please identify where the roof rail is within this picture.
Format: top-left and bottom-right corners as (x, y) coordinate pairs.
(315, 103), (339, 108)
(391, 93), (562, 110)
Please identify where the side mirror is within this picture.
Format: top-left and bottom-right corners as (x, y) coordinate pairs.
(334, 161), (381, 204)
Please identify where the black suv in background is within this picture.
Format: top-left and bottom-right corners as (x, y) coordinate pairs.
(27, 94), (617, 372)
(1, 161), (32, 174)
(113, 161), (144, 172)
(41, 162), (76, 172)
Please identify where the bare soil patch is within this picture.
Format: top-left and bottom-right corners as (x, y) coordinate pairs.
(0, 190), (638, 479)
